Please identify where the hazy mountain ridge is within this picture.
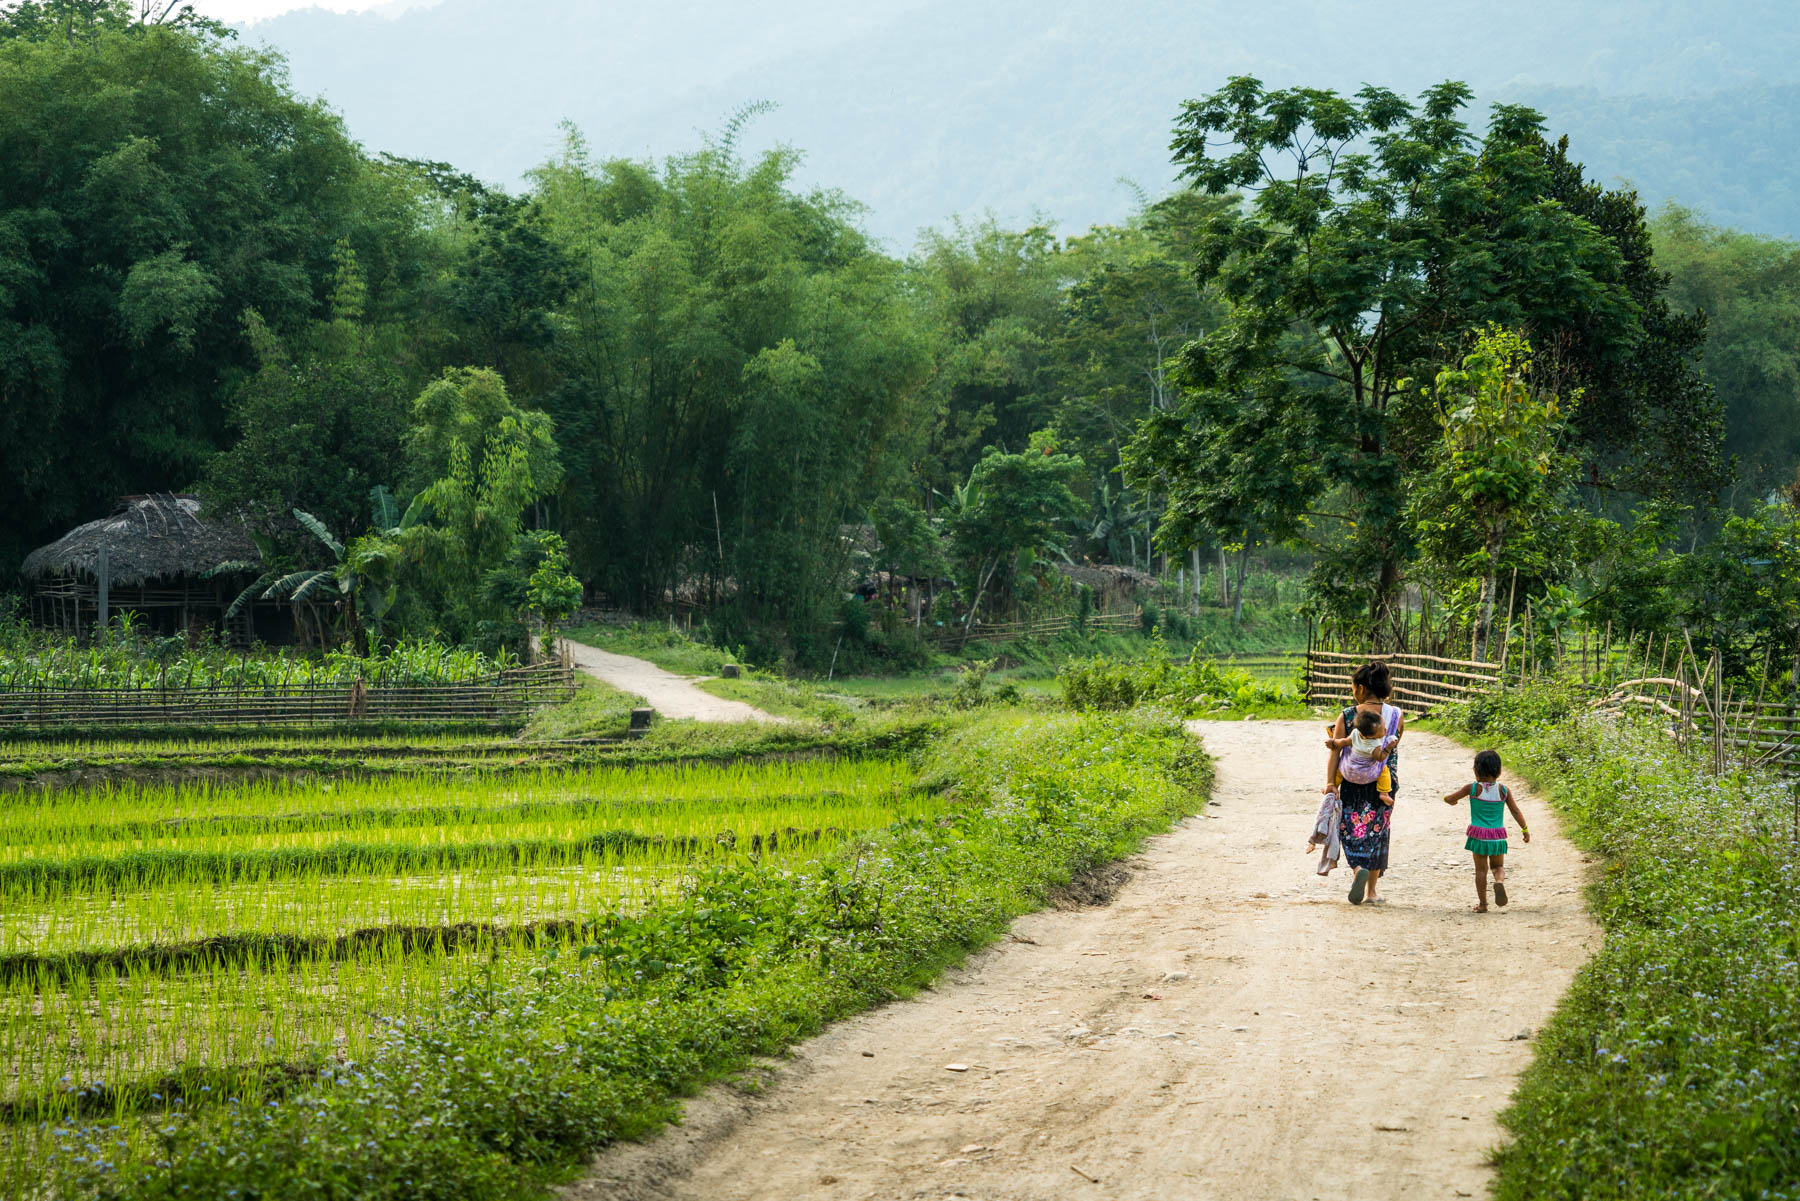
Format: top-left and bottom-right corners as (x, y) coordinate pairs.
(250, 0), (1800, 243)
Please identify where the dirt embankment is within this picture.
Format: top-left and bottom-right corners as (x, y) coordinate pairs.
(567, 719), (1599, 1201)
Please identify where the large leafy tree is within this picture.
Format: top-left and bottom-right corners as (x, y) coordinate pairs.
(946, 440), (1086, 626)
(528, 123), (930, 654)
(1408, 328), (1576, 656)
(1130, 77), (1718, 632)
(0, 15), (419, 575)
(1535, 142), (1726, 506)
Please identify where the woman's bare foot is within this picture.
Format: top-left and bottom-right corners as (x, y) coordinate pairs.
(1472, 904), (1488, 913)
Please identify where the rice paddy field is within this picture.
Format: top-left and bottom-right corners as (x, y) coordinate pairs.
(0, 741), (940, 1195)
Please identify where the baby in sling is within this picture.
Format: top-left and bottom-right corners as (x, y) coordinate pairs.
(1305, 703), (1398, 873)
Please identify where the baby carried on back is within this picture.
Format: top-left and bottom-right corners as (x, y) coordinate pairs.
(1305, 703), (1399, 874)
(1330, 707), (1397, 803)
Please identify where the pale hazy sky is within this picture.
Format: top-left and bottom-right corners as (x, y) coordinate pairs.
(187, 0), (436, 26)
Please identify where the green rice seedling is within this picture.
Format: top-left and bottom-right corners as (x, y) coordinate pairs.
(1, 774), (925, 860)
(0, 729), (532, 771)
(4, 756), (919, 835)
(2, 854), (696, 962)
(0, 742), (941, 1201)
(0, 941), (458, 1116)
(0, 794), (928, 896)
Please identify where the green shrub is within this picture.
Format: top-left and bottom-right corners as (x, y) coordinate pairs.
(1058, 646), (1286, 712)
(1436, 678), (1586, 743)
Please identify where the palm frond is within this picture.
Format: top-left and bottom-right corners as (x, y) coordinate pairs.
(224, 573), (275, 620)
(368, 484), (400, 531)
(399, 493), (432, 530)
(263, 570), (326, 599)
(292, 509), (344, 560)
(202, 559), (262, 581)
(289, 571), (339, 605)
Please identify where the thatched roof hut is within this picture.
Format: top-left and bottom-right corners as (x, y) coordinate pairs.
(21, 495), (265, 641)
(22, 495), (256, 586)
(1056, 561), (1156, 605)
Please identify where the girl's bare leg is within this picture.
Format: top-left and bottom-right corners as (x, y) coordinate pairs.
(1492, 855), (1508, 906)
(1472, 854), (1489, 912)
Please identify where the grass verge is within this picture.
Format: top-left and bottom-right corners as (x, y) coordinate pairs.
(46, 708), (1209, 1201)
(1433, 684), (1800, 1200)
(562, 622), (740, 676)
(520, 673), (639, 740)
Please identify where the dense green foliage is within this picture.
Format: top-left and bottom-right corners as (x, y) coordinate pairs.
(33, 709), (1207, 1200)
(5, 15), (1798, 673)
(1437, 687), (1800, 1199)
(0, 16), (415, 574)
(1407, 329), (1578, 656)
(1582, 499), (1800, 683)
(1058, 643), (1292, 712)
(0, 14), (1271, 663)
(527, 125), (930, 645)
(1652, 205), (1800, 504)
(1130, 77), (1722, 632)
(0, 619), (508, 689)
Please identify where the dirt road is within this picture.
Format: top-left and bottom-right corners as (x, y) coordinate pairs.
(569, 719), (1598, 1201)
(564, 641), (787, 724)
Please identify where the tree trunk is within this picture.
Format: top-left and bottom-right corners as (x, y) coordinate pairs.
(1218, 547), (1229, 606)
(960, 557), (1000, 649)
(1373, 554), (1403, 640)
(1191, 547), (1202, 614)
(1232, 544), (1250, 624)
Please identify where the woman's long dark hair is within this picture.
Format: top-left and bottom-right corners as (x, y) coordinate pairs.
(1352, 660), (1392, 700)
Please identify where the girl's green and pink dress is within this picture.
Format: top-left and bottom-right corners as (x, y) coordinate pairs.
(1464, 781), (1510, 855)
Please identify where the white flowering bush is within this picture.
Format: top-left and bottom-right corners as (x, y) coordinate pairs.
(1440, 688), (1800, 1199)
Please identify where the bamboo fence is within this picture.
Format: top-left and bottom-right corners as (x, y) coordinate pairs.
(1304, 645), (1502, 715)
(1185, 651), (1307, 683)
(1588, 634), (1800, 773)
(1310, 620), (1800, 775)
(928, 610), (1141, 645)
(0, 661), (575, 730)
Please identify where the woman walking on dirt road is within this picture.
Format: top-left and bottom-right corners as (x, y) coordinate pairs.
(1327, 661), (1404, 905)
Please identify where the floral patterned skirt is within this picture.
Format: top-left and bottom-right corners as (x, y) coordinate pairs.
(1338, 778), (1391, 872)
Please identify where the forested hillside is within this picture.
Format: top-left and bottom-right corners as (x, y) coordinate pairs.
(3, 0), (1798, 674)
(247, 0), (1800, 242)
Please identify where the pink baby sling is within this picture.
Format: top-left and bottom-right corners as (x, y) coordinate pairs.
(1337, 706), (1399, 785)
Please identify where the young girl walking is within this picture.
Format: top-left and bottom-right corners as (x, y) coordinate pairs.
(1441, 749), (1530, 912)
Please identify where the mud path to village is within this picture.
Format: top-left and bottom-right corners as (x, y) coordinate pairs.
(564, 641), (788, 725)
(567, 719), (1599, 1201)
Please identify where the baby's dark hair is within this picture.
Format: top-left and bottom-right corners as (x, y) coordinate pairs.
(1474, 749), (1503, 779)
(1354, 708), (1383, 737)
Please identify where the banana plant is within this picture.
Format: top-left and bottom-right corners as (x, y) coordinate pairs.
(206, 510), (347, 646)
